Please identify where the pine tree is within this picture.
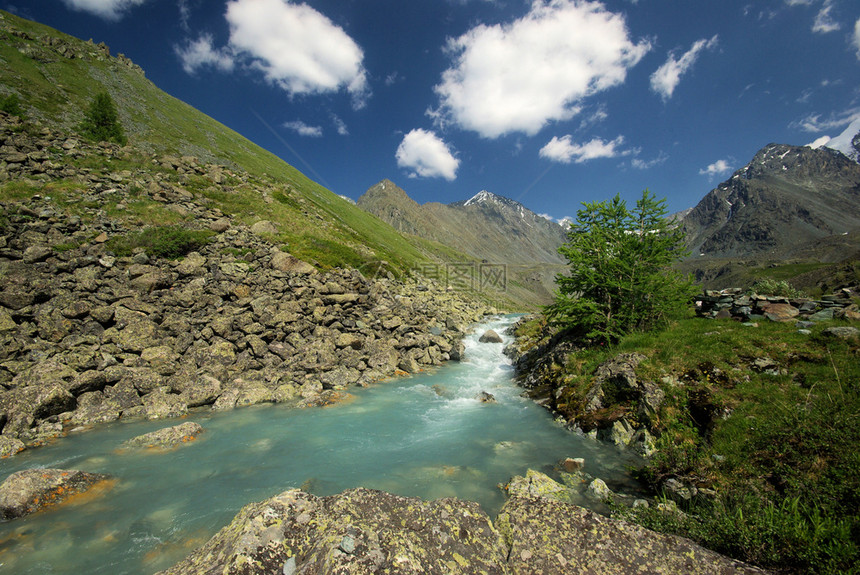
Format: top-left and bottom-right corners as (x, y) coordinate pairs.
(546, 190), (696, 344)
(79, 92), (127, 145)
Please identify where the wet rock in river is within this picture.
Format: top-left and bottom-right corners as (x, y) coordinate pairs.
(479, 329), (503, 343)
(121, 421), (204, 450)
(0, 468), (113, 520)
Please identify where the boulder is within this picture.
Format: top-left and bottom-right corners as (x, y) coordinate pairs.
(479, 329), (503, 343)
(476, 391), (497, 403)
(497, 492), (765, 575)
(760, 303), (799, 322)
(0, 435), (26, 458)
(121, 421), (204, 449)
(270, 250), (316, 274)
(250, 220), (278, 235)
(821, 326), (859, 340)
(0, 468), (112, 520)
(157, 488), (508, 575)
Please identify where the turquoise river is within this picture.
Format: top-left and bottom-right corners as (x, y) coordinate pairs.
(0, 315), (643, 574)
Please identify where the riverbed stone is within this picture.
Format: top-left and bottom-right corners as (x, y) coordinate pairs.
(479, 329), (503, 343)
(121, 421), (204, 449)
(0, 468), (113, 520)
(0, 435), (26, 458)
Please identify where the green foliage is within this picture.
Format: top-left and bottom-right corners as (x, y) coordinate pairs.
(0, 93), (25, 118)
(604, 318), (860, 574)
(79, 91), (127, 145)
(748, 278), (805, 298)
(106, 226), (214, 259)
(546, 190), (697, 343)
(618, 494), (857, 574)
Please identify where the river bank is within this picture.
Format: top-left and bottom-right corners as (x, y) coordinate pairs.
(0, 193), (493, 458)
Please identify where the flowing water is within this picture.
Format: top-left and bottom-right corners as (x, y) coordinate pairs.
(0, 315), (643, 574)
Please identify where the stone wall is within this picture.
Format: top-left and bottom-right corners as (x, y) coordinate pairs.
(696, 288), (859, 323)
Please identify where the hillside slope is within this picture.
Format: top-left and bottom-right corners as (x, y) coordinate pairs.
(0, 9), (510, 300)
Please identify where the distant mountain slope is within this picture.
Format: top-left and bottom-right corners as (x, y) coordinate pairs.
(682, 142), (860, 259)
(358, 180), (568, 265)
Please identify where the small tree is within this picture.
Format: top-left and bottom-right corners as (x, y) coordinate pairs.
(79, 91), (126, 145)
(1, 93), (25, 118)
(546, 190), (696, 344)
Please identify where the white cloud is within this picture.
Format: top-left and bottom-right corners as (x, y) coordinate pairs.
(331, 115), (349, 136)
(650, 35), (718, 101)
(431, 0), (650, 138)
(61, 0), (148, 20)
(284, 120), (323, 137)
(175, 34), (235, 74)
(792, 107), (860, 132)
(396, 129), (460, 180)
(631, 151), (669, 170)
(853, 18), (860, 59)
(699, 159), (733, 178)
(539, 135), (628, 163)
(812, 0), (840, 33)
(188, 0), (371, 108)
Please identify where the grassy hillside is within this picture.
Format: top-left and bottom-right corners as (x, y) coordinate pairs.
(0, 10), (525, 310)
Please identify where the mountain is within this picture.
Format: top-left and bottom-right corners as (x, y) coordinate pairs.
(358, 181), (567, 264)
(682, 142), (860, 260)
(357, 181), (569, 305)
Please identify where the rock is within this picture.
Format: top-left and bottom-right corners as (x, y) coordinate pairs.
(479, 329), (503, 343)
(836, 304), (860, 321)
(597, 418), (635, 448)
(0, 468), (113, 520)
(587, 478), (612, 500)
(121, 421), (204, 449)
(821, 326), (859, 340)
(662, 477), (697, 504)
(250, 220), (278, 235)
(270, 250), (316, 274)
(760, 303), (799, 322)
(160, 478), (764, 575)
(497, 491), (765, 575)
(504, 469), (569, 501)
(584, 352), (647, 413)
(560, 457), (584, 473)
(141, 388), (188, 419)
(159, 488), (508, 575)
(0, 435), (26, 458)
(476, 391), (496, 403)
(209, 217), (231, 232)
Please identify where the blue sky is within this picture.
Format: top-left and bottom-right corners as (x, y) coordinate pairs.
(7, 0), (860, 220)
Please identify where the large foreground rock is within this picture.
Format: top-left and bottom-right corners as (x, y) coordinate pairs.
(160, 474), (765, 575)
(158, 487), (507, 575)
(0, 468), (112, 520)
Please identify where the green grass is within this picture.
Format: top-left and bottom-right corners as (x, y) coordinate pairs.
(550, 314), (860, 573)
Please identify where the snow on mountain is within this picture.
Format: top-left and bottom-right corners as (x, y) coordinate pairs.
(814, 117), (860, 163)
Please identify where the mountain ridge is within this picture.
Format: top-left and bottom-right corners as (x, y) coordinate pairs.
(357, 180), (568, 305)
(681, 141), (860, 260)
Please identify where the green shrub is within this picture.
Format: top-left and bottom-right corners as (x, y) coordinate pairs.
(106, 226), (214, 259)
(748, 278), (804, 298)
(79, 91), (127, 145)
(1, 93), (25, 118)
